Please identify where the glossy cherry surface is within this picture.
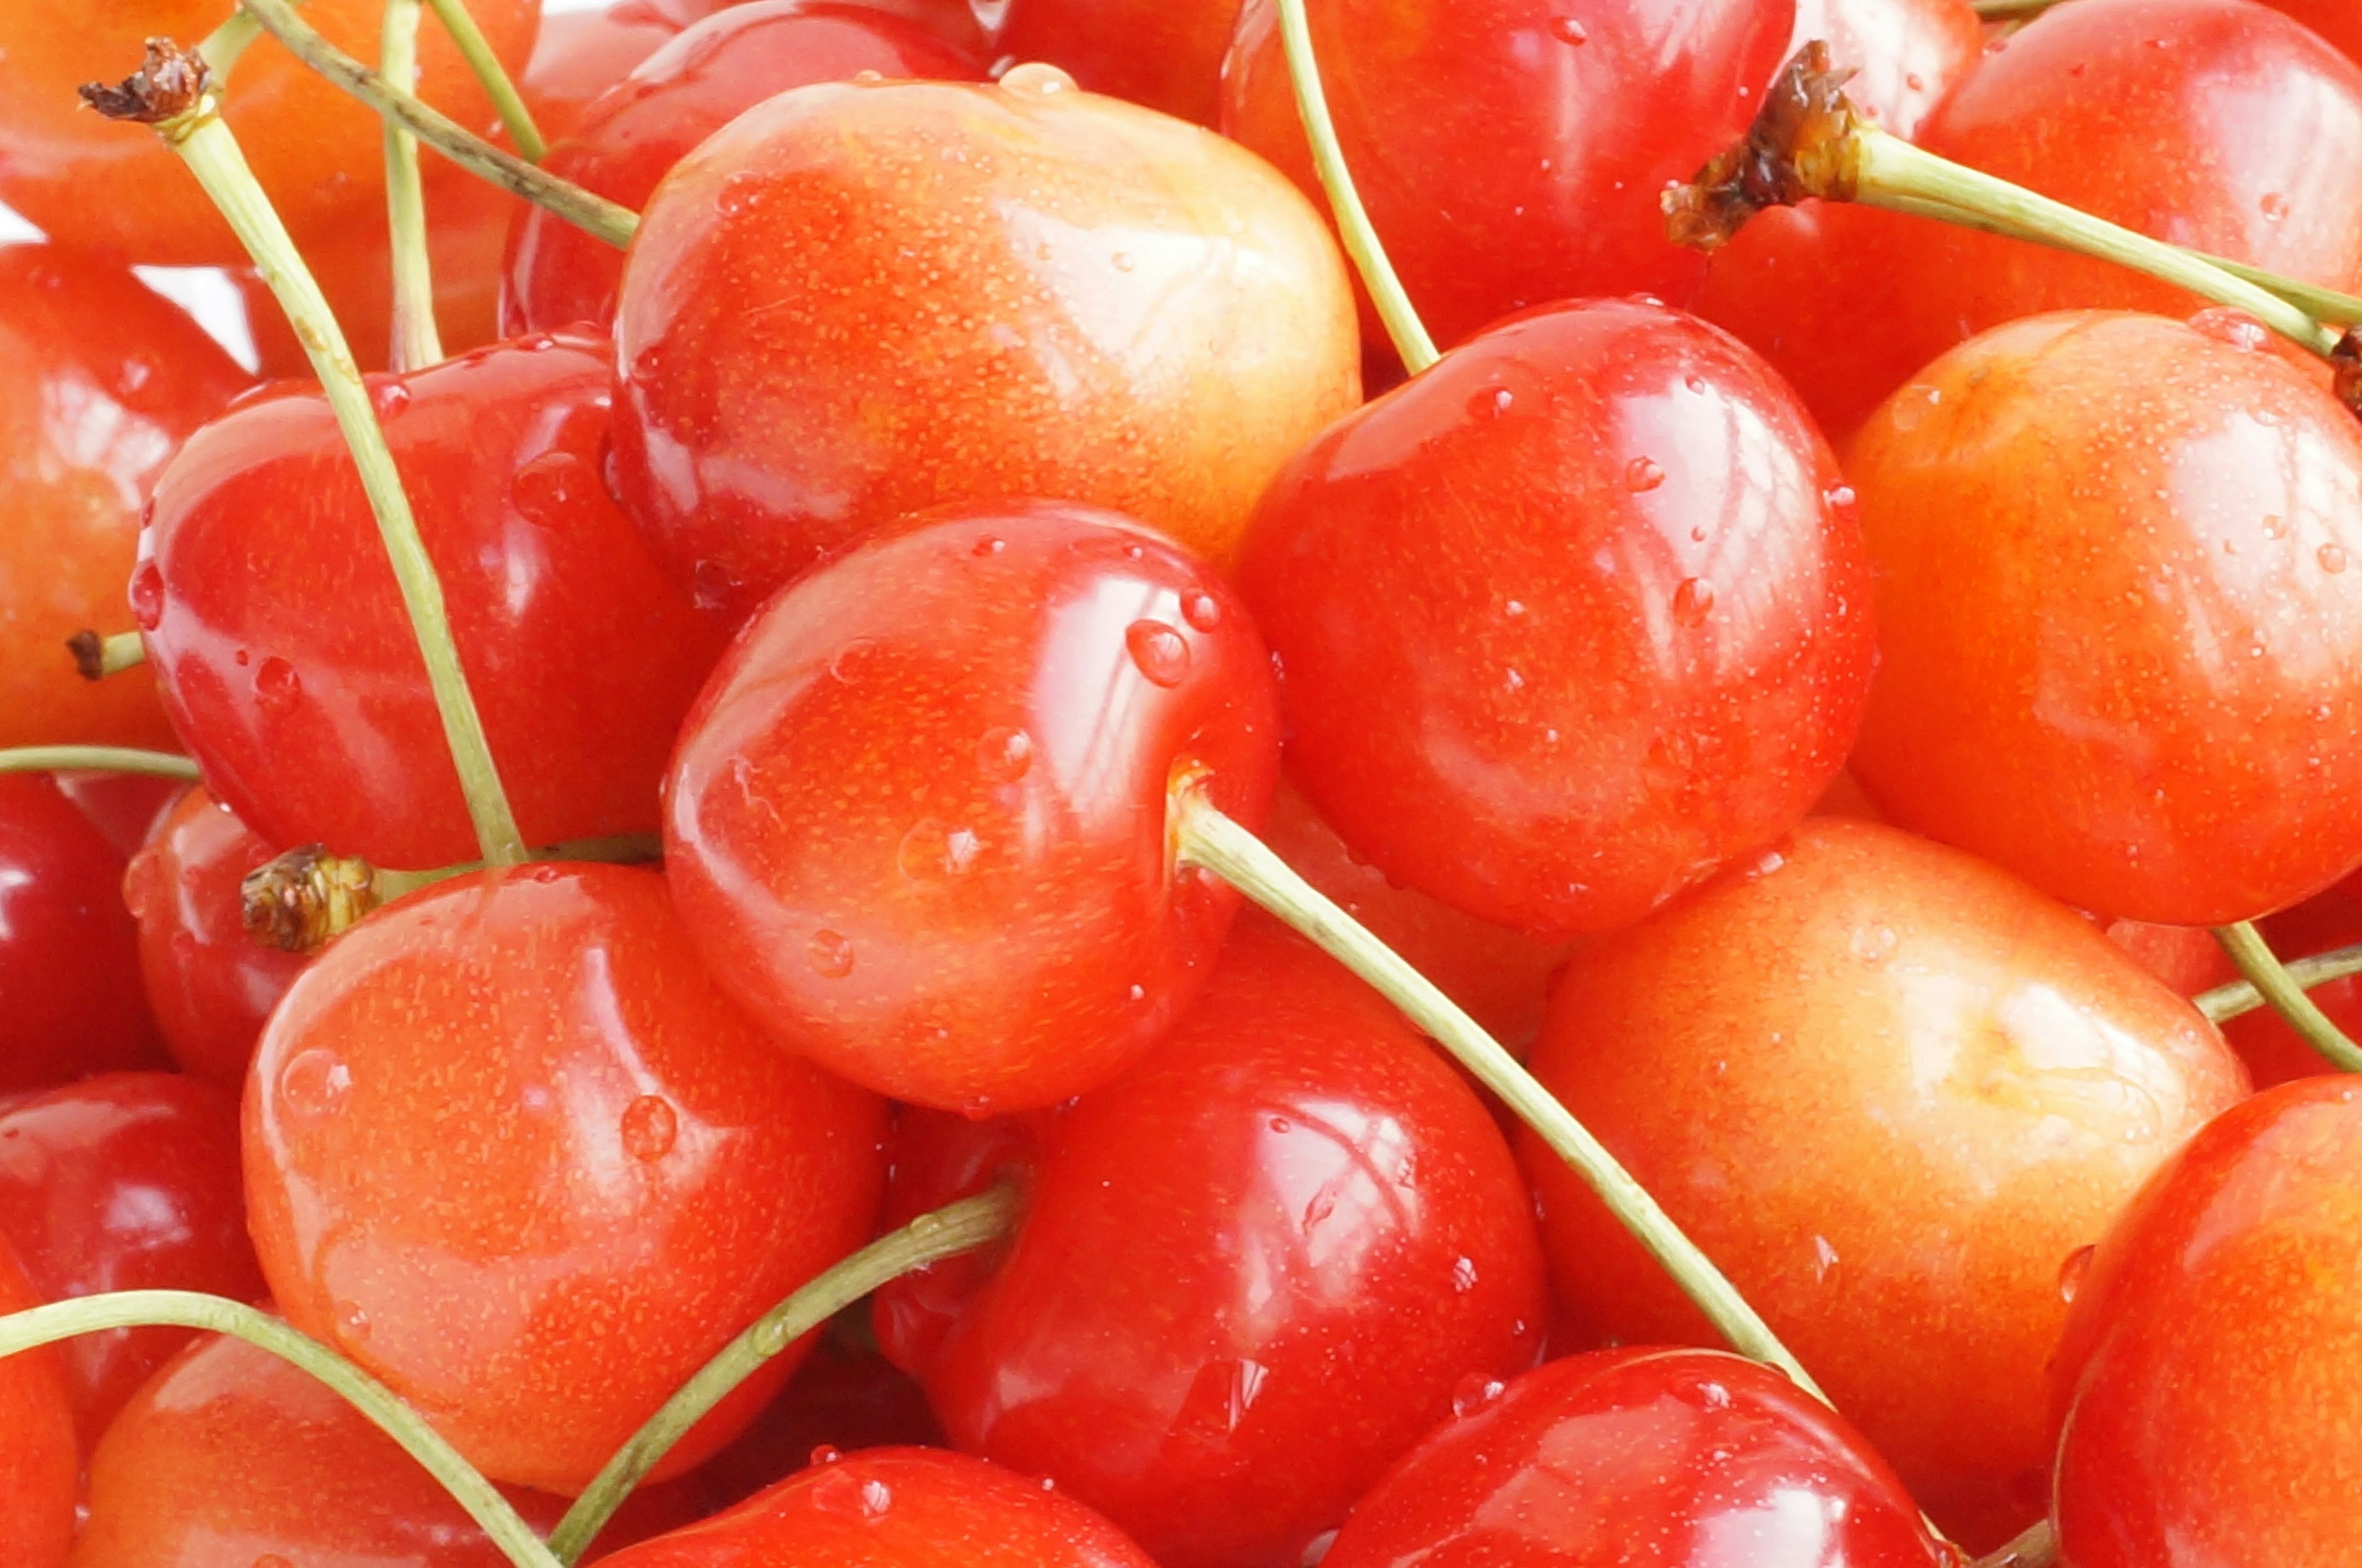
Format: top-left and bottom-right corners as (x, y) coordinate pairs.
(1222, 0), (1795, 349)
(1847, 309), (2362, 925)
(610, 71), (1358, 618)
(56, 771), (186, 859)
(0, 247), (252, 753)
(998, 0), (1239, 124)
(1522, 818), (2248, 1548)
(1236, 298), (1874, 939)
(122, 786), (306, 1087)
(2049, 1077), (2362, 1566)
(2271, 0), (2362, 61)
(503, 0), (982, 338)
(694, 1331), (947, 1513)
(0, 1243), (74, 1568)
(1321, 1348), (1954, 1568)
(143, 333), (730, 871)
(875, 914), (1548, 1568)
(244, 863), (889, 1493)
(0, 1073), (265, 1449)
(665, 501), (1279, 1115)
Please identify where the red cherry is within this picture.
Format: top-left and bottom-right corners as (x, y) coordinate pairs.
(0, 1241), (74, 1568)
(997, 0), (1240, 124)
(664, 501), (1279, 1115)
(54, 771), (187, 860)
(2099, 917), (2237, 1001)
(1522, 818), (2249, 1548)
(876, 913), (1547, 1568)
(0, 1072), (266, 1449)
(242, 863), (888, 1493)
(0, 247), (252, 753)
(2219, 888), (2362, 1086)
(503, 0), (984, 338)
(2050, 1077), (2362, 1564)
(693, 1331), (947, 1514)
(1787, 0), (1979, 138)
(122, 786), (306, 1088)
(0, 774), (170, 1092)
(519, 3), (690, 146)
(1320, 1348), (1954, 1568)
(1847, 309), (2362, 925)
(609, 72), (1359, 618)
(1236, 298), (1874, 939)
(1221, 0), (1795, 351)
(2269, 0), (2362, 61)
(142, 333), (729, 870)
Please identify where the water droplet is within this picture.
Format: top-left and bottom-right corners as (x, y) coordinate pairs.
(1126, 619), (1191, 687)
(1699, 1380), (1732, 1410)
(1302, 1530), (1339, 1568)
(522, 334), (559, 353)
(1451, 1372), (1506, 1416)
(717, 171), (763, 217)
(2261, 191), (2291, 221)
(899, 819), (984, 880)
(1811, 1234), (1839, 1281)
(1671, 578), (1714, 625)
(1182, 592), (1224, 632)
(1450, 1256), (1478, 1293)
(809, 1465), (895, 1520)
(1269, 1116), (1291, 1133)
(690, 559), (738, 611)
(370, 380), (412, 418)
(977, 726), (1033, 781)
(113, 356), (155, 398)
(530, 865), (562, 885)
(809, 929), (856, 978)
(2190, 307), (2270, 352)
(1000, 61), (1078, 95)
(1111, 251), (1135, 273)
(829, 639), (880, 683)
(1469, 385), (1514, 419)
(1888, 382), (1941, 431)
(851, 68), (884, 85)
(2263, 514), (2289, 540)
(752, 1316), (794, 1355)
(971, 535), (1005, 557)
(2058, 1244), (2096, 1303)
(1546, 15), (1588, 42)
(811, 1445), (844, 1467)
(280, 1048), (351, 1120)
(1822, 483), (1858, 516)
(620, 1096), (678, 1161)
(1850, 924), (1898, 964)
(129, 560), (165, 630)
(335, 1300), (372, 1341)
(511, 450), (587, 519)
(1624, 456), (1666, 492)
(253, 657), (302, 715)
(2323, 543), (2350, 574)
(960, 1095), (996, 1121)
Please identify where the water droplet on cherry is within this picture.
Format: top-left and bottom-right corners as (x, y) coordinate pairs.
(280, 1049), (351, 1120)
(2322, 543), (2350, 575)
(370, 381), (412, 418)
(511, 450), (587, 520)
(1000, 61), (1078, 95)
(829, 639), (880, 683)
(335, 1300), (372, 1340)
(717, 172), (764, 217)
(620, 1096), (678, 1161)
(2059, 1244), (2096, 1303)
(1850, 924), (1898, 964)
(977, 726), (1034, 781)
(811, 1445), (843, 1467)
(1468, 385), (1514, 419)
(129, 560), (165, 630)
(253, 657), (302, 715)
(1126, 619), (1191, 687)
(1451, 1372), (1506, 1416)
(809, 1466), (896, 1520)
(1811, 1234), (1840, 1281)
(1546, 15), (1588, 42)
(1671, 577), (1714, 624)
(1182, 592), (1224, 632)
(809, 929), (856, 978)
(899, 819), (983, 880)
(1450, 1256), (1478, 1293)
(1624, 456), (1666, 492)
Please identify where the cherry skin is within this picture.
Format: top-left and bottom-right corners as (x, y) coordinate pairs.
(0, 0), (536, 268)
(1847, 309), (2362, 925)
(243, 862), (889, 1494)
(122, 786), (306, 1088)
(996, 0), (1239, 125)
(0, 247), (252, 753)
(503, 0), (984, 339)
(609, 70), (1359, 619)
(1221, 0), (1795, 351)
(2269, 0), (2362, 62)
(55, 771), (188, 859)
(141, 333), (730, 872)
(693, 1329), (947, 1514)
(1521, 817), (2249, 1549)
(874, 914), (1548, 1568)
(0, 774), (170, 1093)
(664, 501), (1279, 1115)
(1320, 1348), (1954, 1568)
(1235, 298), (1875, 939)
(2048, 1077), (2362, 1566)
(0, 1241), (74, 1568)
(0, 1072), (266, 1450)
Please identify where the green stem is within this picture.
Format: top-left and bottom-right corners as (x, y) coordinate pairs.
(1272, 0), (1439, 374)
(545, 1187), (1021, 1564)
(237, 0), (637, 249)
(196, 10), (266, 83)
(1170, 790), (1826, 1399)
(2212, 923), (2362, 1072)
(381, 0), (444, 372)
(0, 1291), (559, 1568)
(0, 746), (199, 779)
(1971, 0), (2067, 15)
(2190, 251), (2362, 327)
(67, 629), (148, 680)
(1971, 1519), (2059, 1568)
(2196, 941), (2362, 1024)
(422, 0), (544, 160)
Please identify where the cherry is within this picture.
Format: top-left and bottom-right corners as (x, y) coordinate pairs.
(0, 774), (170, 1093)
(664, 501), (1279, 1115)
(0, 1241), (74, 1568)
(2100, 917), (2237, 1000)
(242, 862), (889, 1494)
(597, 1446), (1159, 1568)
(0, 0), (538, 268)
(608, 70), (1359, 619)
(1521, 817), (2249, 1548)
(1235, 297), (1874, 940)
(996, 0), (1239, 125)
(503, 1), (984, 339)
(1319, 1348), (1954, 1568)
(54, 771), (188, 859)
(1846, 309), (2362, 925)
(693, 1327), (947, 1513)
(519, 2), (689, 145)
(0, 247), (252, 754)
(1221, 0), (1795, 352)
(874, 913), (1547, 1568)
(2049, 1077), (2362, 1565)
(2219, 889), (2362, 1084)
(2269, 0), (2362, 62)
(0, 1072), (265, 1449)
(141, 332), (729, 872)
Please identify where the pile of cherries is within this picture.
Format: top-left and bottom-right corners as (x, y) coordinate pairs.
(4, 0), (2362, 1563)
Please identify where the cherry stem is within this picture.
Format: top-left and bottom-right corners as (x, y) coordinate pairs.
(1971, 1519), (2059, 1568)
(1171, 790), (1827, 1399)
(2196, 941), (2362, 1025)
(544, 1186), (1021, 1564)
(1273, 0), (1440, 375)
(2212, 922), (2362, 1072)
(0, 1290), (560, 1568)
(236, 0), (638, 249)
(1970, 0), (2067, 16)
(84, 44), (530, 869)
(423, 0), (546, 161)
(381, 0), (445, 372)
(67, 629), (148, 680)
(242, 832), (663, 952)
(196, 11), (265, 82)
(0, 746), (199, 780)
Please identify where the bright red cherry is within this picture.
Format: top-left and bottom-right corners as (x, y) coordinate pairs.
(694, 1331), (947, 1513)
(1321, 1348), (1954, 1568)
(1236, 298), (1874, 939)
(2270, 0), (2362, 61)
(503, 0), (983, 339)
(1222, 0), (1795, 350)
(664, 501), (1279, 1115)
(0, 1072), (265, 1449)
(0, 1242), (74, 1568)
(997, 0), (1238, 124)
(875, 913), (1548, 1568)
(243, 863), (888, 1493)
(2050, 1078), (2362, 1566)
(55, 771), (186, 859)
(1522, 818), (2249, 1548)
(519, 2), (688, 144)
(610, 71), (1358, 619)
(1847, 309), (2362, 925)
(141, 333), (730, 871)
(0, 247), (251, 754)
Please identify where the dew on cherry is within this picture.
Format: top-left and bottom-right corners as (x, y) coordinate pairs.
(1468, 386), (1515, 420)
(619, 1096), (679, 1162)
(1125, 618), (1191, 687)
(2058, 1243), (2096, 1304)
(511, 450), (587, 520)
(809, 929), (857, 978)
(2323, 543), (2349, 575)
(1450, 1255), (1479, 1293)
(1671, 578), (1714, 625)
(899, 819), (984, 880)
(253, 656), (302, 715)
(335, 1300), (371, 1342)
(808, 1464), (896, 1521)
(129, 560), (165, 630)
(1450, 1372), (1506, 1417)
(977, 726), (1034, 781)
(1850, 924), (1898, 965)
(1811, 1234), (1840, 1282)
(1000, 61), (1079, 96)
(829, 639), (881, 683)
(1623, 456), (1666, 493)
(279, 1048), (352, 1120)
(1182, 592), (1224, 632)
(1546, 15), (1587, 44)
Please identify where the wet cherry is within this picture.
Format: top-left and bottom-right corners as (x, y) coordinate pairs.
(0, 1242), (74, 1568)
(996, 0), (1240, 124)
(2270, 0), (2362, 62)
